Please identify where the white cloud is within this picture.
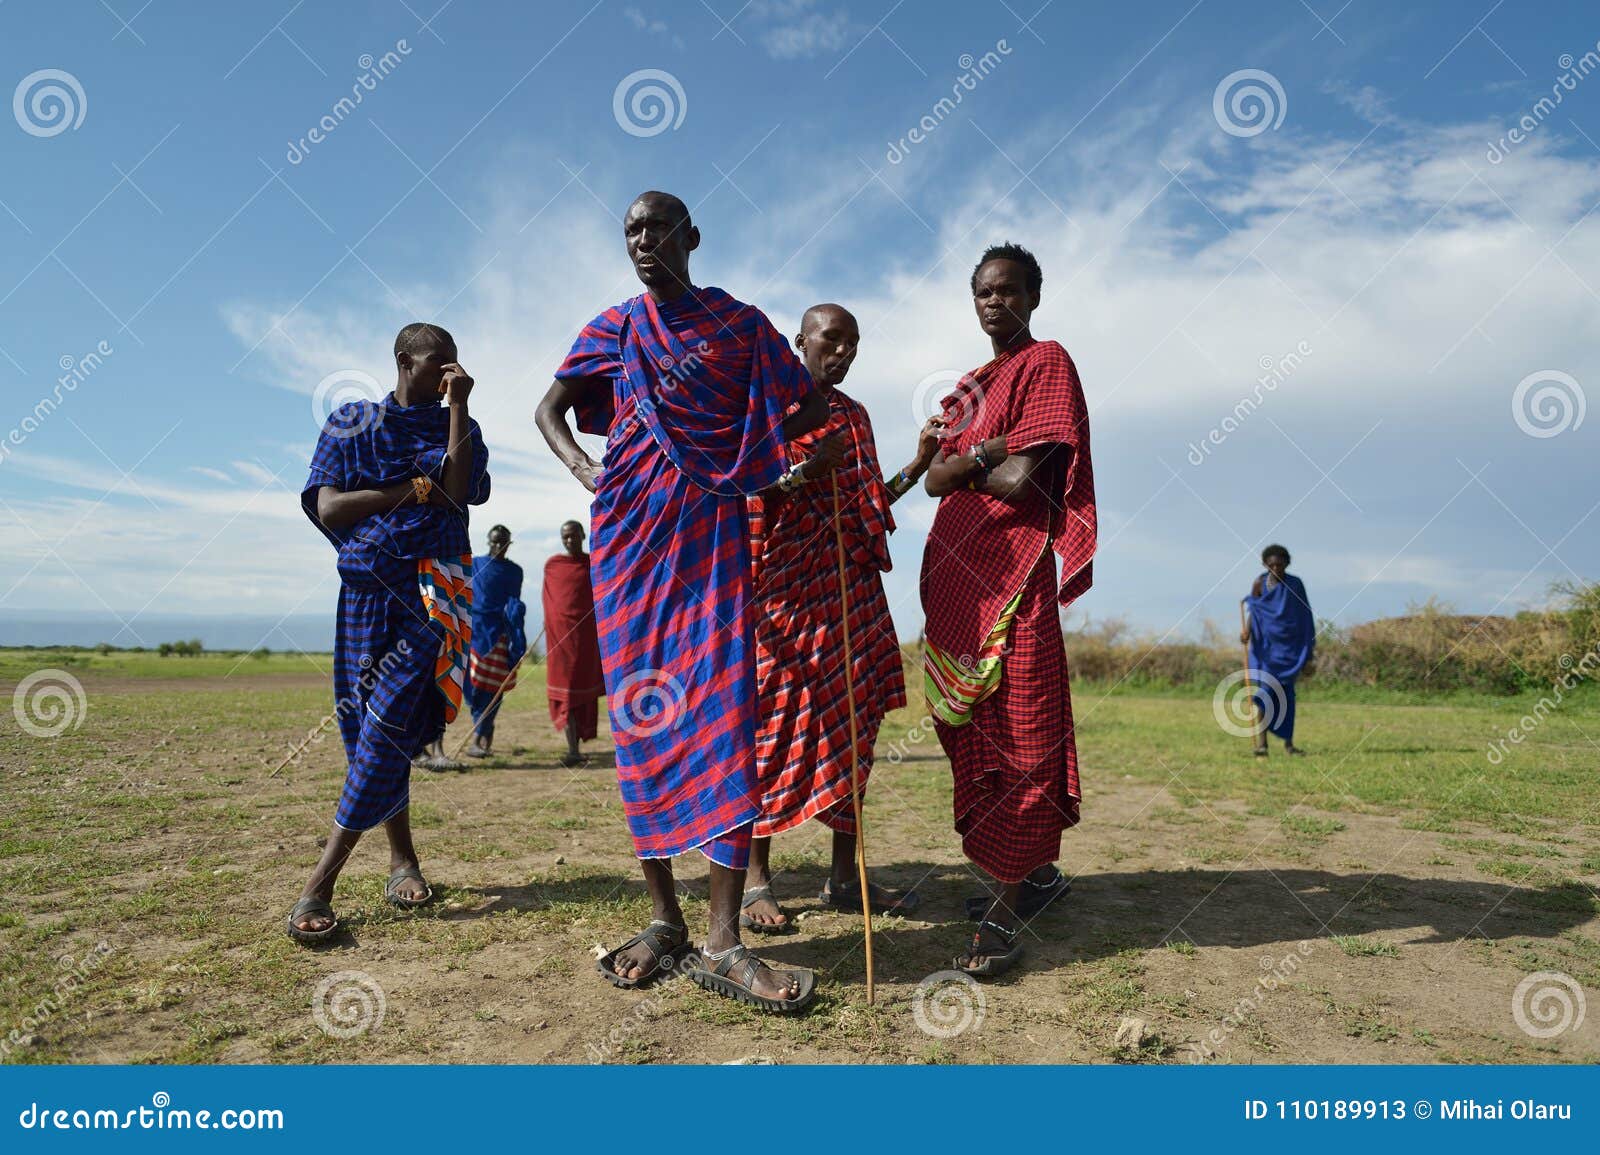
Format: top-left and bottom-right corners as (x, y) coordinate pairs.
(13, 97), (1600, 637)
(748, 0), (856, 60)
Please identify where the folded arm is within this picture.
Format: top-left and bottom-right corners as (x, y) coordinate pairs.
(314, 483), (424, 533)
(925, 436), (1062, 504)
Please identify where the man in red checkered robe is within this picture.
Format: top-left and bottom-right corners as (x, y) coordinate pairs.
(922, 243), (1097, 978)
(739, 303), (943, 933)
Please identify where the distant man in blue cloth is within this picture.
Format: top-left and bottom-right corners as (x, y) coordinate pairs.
(465, 524), (527, 759)
(1241, 544), (1314, 757)
(286, 322), (490, 944)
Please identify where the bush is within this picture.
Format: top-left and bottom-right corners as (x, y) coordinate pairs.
(1059, 582), (1600, 696)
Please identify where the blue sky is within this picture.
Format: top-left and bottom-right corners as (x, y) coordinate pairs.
(2, 0), (1598, 649)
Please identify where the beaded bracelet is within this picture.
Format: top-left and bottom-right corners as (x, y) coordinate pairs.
(412, 476), (433, 505)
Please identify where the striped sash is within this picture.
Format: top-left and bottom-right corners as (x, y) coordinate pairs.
(418, 555), (473, 723)
(924, 588), (1023, 727)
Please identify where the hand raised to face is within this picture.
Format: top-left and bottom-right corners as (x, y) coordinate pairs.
(439, 363), (475, 403)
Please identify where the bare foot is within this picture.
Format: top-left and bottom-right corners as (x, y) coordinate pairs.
(742, 882), (789, 929)
(610, 923), (687, 981)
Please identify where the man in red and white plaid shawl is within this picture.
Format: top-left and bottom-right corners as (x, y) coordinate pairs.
(921, 243), (1097, 979)
(536, 192), (831, 1013)
(739, 303), (943, 934)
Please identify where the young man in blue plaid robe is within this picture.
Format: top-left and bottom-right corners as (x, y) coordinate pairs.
(537, 191), (829, 1012)
(286, 322), (490, 944)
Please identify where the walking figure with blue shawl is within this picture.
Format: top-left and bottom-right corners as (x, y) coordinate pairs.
(1240, 544), (1314, 757)
(464, 524), (526, 759)
(286, 323), (490, 944)
(536, 191), (830, 1013)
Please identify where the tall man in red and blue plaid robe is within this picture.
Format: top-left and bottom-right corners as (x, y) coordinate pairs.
(287, 323), (490, 944)
(536, 192), (828, 1010)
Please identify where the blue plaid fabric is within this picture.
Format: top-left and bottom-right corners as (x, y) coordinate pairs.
(557, 288), (810, 867)
(330, 552), (446, 830)
(302, 393), (491, 831)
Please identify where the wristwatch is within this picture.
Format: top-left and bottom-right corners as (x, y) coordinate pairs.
(776, 463), (807, 493)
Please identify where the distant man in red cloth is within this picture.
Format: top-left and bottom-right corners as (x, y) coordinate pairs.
(543, 519), (605, 768)
(739, 303), (942, 933)
(922, 242), (1097, 979)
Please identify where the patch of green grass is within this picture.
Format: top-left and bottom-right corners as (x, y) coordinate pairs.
(1282, 813), (1347, 838)
(1332, 935), (1400, 958)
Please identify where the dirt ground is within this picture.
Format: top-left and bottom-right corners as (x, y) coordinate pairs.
(2, 666), (1597, 1065)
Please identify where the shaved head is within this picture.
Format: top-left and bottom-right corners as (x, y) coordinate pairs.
(794, 302), (861, 388)
(394, 322), (454, 359)
(801, 302), (856, 335)
(624, 191), (698, 294)
(629, 190), (690, 228)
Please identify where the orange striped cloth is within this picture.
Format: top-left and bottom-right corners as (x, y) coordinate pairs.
(417, 555), (473, 723)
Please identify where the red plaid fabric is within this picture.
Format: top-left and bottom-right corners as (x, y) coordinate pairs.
(542, 553), (603, 741)
(748, 389), (905, 837)
(920, 338), (1096, 882)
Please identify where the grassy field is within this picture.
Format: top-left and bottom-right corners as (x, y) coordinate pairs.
(1, 649), (1597, 1064)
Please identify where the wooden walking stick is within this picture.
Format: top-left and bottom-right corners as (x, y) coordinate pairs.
(449, 625), (545, 760)
(830, 474), (875, 1004)
(1239, 600), (1264, 753)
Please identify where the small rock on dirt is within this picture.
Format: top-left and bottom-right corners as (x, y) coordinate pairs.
(1114, 1017), (1148, 1048)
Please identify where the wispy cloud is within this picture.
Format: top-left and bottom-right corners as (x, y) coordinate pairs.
(749, 0), (858, 59)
